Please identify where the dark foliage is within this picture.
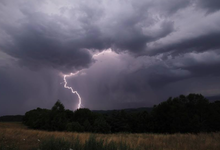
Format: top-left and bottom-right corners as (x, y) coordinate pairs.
(23, 94), (220, 133)
(0, 115), (23, 122)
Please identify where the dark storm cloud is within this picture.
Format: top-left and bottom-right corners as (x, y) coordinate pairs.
(112, 20), (174, 53)
(197, 0), (220, 13)
(0, 11), (94, 73)
(186, 63), (220, 77)
(0, 0), (219, 73)
(170, 51), (220, 77)
(145, 50), (220, 88)
(0, 53), (80, 115)
(142, 51), (220, 91)
(152, 0), (192, 15)
(1, 0), (220, 115)
(0, 0), (177, 73)
(146, 31), (220, 56)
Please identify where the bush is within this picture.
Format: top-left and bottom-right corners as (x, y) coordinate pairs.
(93, 118), (111, 133)
(66, 122), (84, 132)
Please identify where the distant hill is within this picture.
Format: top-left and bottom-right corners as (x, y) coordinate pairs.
(0, 115), (23, 122)
(206, 95), (220, 102)
(92, 107), (153, 114)
(0, 107), (153, 122)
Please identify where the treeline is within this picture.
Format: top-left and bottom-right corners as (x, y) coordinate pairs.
(23, 93), (220, 133)
(0, 115), (23, 122)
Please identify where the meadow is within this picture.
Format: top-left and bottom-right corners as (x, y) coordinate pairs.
(0, 122), (220, 150)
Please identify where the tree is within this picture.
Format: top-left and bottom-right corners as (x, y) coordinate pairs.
(73, 108), (98, 125)
(151, 93), (210, 133)
(83, 120), (92, 132)
(50, 100), (67, 131)
(94, 117), (111, 133)
(66, 122), (84, 132)
(52, 100), (65, 112)
(23, 95), (220, 133)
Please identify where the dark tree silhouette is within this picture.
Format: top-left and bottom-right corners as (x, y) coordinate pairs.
(23, 94), (220, 134)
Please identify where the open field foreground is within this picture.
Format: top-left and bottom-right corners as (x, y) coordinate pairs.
(1, 122), (220, 150)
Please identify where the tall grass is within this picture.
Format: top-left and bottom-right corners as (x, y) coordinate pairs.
(33, 135), (133, 150)
(1, 122), (220, 150)
(0, 143), (19, 150)
(0, 134), (19, 150)
(33, 136), (71, 150)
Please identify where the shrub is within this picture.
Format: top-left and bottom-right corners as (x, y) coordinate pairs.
(66, 122), (84, 132)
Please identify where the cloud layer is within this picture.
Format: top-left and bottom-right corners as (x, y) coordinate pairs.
(0, 0), (220, 115)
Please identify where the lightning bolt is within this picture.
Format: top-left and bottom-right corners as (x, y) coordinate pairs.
(62, 49), (113, 110)
(63, 71), (82, 109)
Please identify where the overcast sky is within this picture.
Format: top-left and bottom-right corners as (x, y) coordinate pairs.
(1, 0), (220, 115)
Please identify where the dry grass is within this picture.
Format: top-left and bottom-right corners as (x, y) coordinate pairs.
(0, 122), (220, 150)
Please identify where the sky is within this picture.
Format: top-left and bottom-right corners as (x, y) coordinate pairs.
(0, 0), (220, 116)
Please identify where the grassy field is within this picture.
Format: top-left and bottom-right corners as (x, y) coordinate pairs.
(0, 122), (220, 150)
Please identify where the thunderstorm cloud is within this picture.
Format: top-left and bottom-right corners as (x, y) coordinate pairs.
(0, 0), (220, 115)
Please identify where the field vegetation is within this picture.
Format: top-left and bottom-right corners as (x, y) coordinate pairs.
(1, 93), (220, 149)
(1, 122), (220, 150)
